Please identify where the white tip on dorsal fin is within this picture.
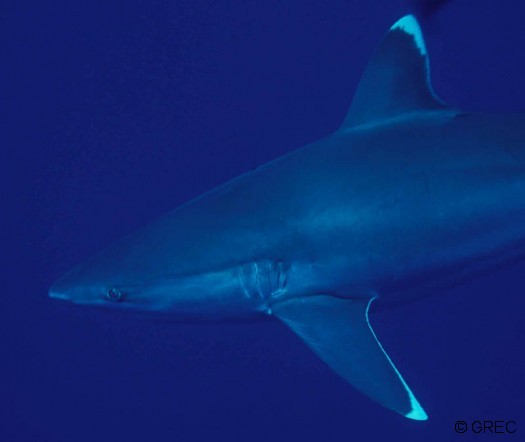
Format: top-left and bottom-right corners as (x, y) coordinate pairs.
(392, 15), (427, 56)
(340, 15), (447, 129)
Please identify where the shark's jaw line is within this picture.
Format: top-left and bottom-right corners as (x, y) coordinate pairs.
(49, 15), (525, 421)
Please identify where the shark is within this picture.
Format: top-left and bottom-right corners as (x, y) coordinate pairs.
(49, 15), (525, 420)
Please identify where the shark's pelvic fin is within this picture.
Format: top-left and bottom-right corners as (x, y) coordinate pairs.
(341, 15), (446, 129)
(273, 295), (428, 420)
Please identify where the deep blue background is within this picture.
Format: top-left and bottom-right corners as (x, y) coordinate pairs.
(3, 0), (524, 441)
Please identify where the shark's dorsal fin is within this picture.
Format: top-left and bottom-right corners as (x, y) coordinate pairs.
(340, 15), (446, 129)
(273, 295), (428, 420)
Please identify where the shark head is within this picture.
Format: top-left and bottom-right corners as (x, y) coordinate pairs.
(48, 249), (166, 312)
(48, 220), (257, 318)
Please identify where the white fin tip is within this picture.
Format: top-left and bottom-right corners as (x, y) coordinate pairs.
(391, 15), (426, 56)
(366, 298), (428, 421)
(405, 392), (429, 420)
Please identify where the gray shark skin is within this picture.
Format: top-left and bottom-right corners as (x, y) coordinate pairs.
(49, 16), (525, 420)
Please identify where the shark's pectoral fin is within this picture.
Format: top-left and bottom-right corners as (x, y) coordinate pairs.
(273, 295), (427, 420)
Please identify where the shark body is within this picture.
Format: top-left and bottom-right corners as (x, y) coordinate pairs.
(50, 16), (525, 420)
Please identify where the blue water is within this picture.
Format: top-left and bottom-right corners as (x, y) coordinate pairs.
(3, 1), (524, 441)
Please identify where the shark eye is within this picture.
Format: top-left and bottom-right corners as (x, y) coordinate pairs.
(106, 288), (123, 302)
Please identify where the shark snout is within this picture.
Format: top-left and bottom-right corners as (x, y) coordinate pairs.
(48, 289), (69, 300)
(48, 276), (72, 301)
(48, 266), (83, 302)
